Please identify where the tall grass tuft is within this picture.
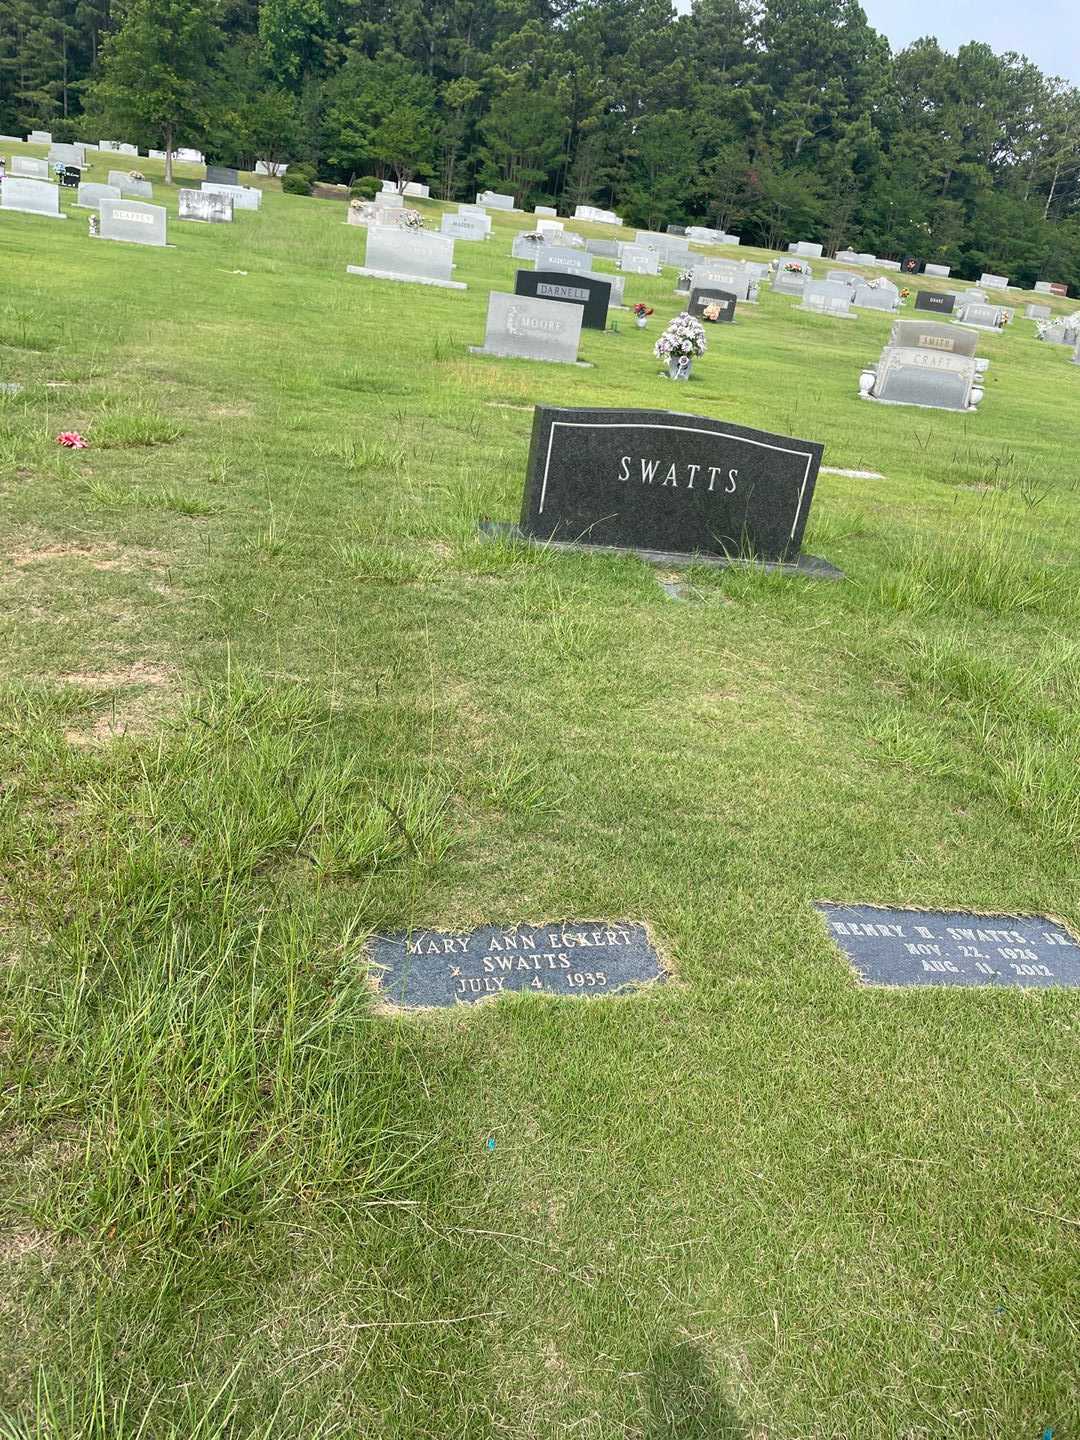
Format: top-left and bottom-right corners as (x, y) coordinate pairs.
(878, 522), (1075, 616)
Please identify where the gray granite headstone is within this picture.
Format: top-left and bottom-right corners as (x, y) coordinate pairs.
(477, 190), (515, 210)
(9, 156), (50, 179)
(205, 165), (239, 185)
(370, 921), (666, 1007)
(347, 225), (464, 289)
(107, 170), (153, 199)
(958, 302), (1003, 329)
(620, 245), (660, 275)
(1024, 303), (1052, 320)
(817, 903), (1080, 988)
(48, 143), (85, 168)
(800, 280), (854, 317)
(202, 182), (260, 210)
(979, 272), (1009, 289)
(514, 405), (833, 573)
(889, 320), (977, 356)
(690, 266), (756, 301)
(771, 262), (811, 295)
(586, 238), (620, 259)
(469, 291), (584, 365)
(0, 177), (65, 219)
(511, 232), (545, 260)
(75, 182), (121, 209)
(536, 245), (592, 274)
(514, 270), (611, 330)
(440, 212), (487, 240)
(924, 263), (951, 278)
(179, 188), (233, 222)
(851, 280), (900, 312)
(98, 198), (167, 246)
(791, 241), (824, 258)
(871, 347), (976, 409)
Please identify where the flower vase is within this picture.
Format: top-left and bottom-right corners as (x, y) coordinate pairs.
(668, 356), (692, 381)
(635, 315), (648, 329)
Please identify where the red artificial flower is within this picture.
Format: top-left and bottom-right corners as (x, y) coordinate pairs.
(56, 431), (88, 449)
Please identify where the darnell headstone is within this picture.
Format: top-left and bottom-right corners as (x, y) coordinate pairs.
(817, 904), (1080, 988)
(514, 270), (611, 330)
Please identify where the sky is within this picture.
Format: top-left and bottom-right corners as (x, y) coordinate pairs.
(858, 0), (1080, 84)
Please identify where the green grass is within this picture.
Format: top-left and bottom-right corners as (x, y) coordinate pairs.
(0, 147), (1078, 1439)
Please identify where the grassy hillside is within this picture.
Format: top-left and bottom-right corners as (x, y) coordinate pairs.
(1, 147), (1078, 1439)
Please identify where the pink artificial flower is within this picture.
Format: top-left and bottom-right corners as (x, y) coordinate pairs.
(56, 431), (89, 449)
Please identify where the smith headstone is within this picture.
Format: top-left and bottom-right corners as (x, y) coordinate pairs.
(370, 922), (666, 1008)
(890, 320), (977, 356)
(513, 405), (833, 574)
(515, 270), (611, 330)
(817, 904), (1080, 988)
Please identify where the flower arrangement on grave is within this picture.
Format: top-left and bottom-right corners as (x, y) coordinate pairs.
(900, 287), (910, 300)
(654, 313), (707, 379)
(88, 214), (99, 236)
(128, 170), (145, 182)
(702, 303), (722, 322)
(633, 302), (654, 329)
(678, 268), (694, 290)
(782, 261), (805, 273)
(56, 431), (88, 449)
(521, 231), (545, 244)
(397, 209), (425, 231)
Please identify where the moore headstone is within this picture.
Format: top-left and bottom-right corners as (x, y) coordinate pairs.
(817, 904), (1080, 988)
(370, 922), (666, 1007)
(515, 270), (611, 330)
(98, 198), (167, 247)
(470, 291), (585, 366)
(508, 405), (834, 575)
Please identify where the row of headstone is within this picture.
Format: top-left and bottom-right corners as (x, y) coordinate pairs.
(860, 319), (985, 411)
(0, 176), (66, 219)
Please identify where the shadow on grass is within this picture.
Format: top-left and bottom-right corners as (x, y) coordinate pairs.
(643, 1338), (752, 1439)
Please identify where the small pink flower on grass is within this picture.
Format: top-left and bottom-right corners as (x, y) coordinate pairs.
(56, 431), (88, 449)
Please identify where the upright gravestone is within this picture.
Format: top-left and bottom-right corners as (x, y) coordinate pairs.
(206, 165), (239, 186)
(75, 182), (121, 209)
(771, 262), (811, 296)
(497, 406), (836, 577)
(924, 263), (951, 278)
(0, 177), (65, 219)
(914, 291), (956, 315)
(620, 245), (660, 276)
(347, 226), (465, 290)
(10, 156), (50, 179)
(585, 238), (620, 260)
(477, 190), (515, 211)
(369, 922), (667, 1007)
(957, 301), (1004, 330)
(28, 129), (52, 145)
(373, 191), (404, 211)
(688, 287), (737, 323)
(97, 198), (167, 247)
(889, 321), (977, 356)
(791, 241), (824, 258)
(979, 272), (1009, 289)
(440, 212), (487, 241)
(863, 348), (979, 411)
(690, 265), (758, 302)
(817, 904), (1080, 988)
(469, 292), (586, 366)
(534, 205), (558, 218)
(514, 270), (611, 331)
(48, 143), (85, 169)
(511, 232), (545, 261)
(536, 246), (592, 274)
(1024, 303), (1052, 320)
(178, 188), (233, 222)
(799, 280), (855, 318)
(851, 280), (900, 312)
(107, 170), (153, 199)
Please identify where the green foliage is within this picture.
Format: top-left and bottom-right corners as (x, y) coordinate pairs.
(350, 176), (381, 199)
(281, 169), (312, 194)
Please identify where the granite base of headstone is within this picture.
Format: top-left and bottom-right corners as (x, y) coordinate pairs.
(482, 405), (841, 580)
(817, 904), (1080, 988)
(369, 922), (668, 1008)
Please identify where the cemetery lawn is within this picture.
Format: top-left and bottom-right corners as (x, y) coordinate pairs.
(2, 155), (1079, 1439)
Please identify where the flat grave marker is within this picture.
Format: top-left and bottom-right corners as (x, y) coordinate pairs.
(493, 404), (838, 578)
(370, 922), (666, 1008)
(817, 904), (1080, 988)
(515, 270), (611, 330)
(470, 291), (586, 366)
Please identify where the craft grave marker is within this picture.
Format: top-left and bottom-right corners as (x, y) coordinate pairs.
(817, 904), (1080, 988)
(347, 225), (465, 289)
(866, 347), (978, 410)
(469, 291), (586, 366)
(514, 270), (611, 330)
(489, 404), (838, 578)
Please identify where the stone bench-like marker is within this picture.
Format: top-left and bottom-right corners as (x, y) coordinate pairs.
(97, 198), (168, 246)
(0, 177), (66, 219)
(75, 182), (122, 209)
(107, 170), (153, 199)
(469, 291), (587, 366)
(440, 211), (487, 241)
(514, 269), (611, 330)
(9, 156), (50, 179)
(799, 279), (856, 318)
(860, 346), (982, 411)
(347, 225), (465, 290)
(179, 188), (233, 222)
(483, 404), (839, 580)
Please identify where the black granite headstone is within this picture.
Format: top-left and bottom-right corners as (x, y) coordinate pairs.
(817, 903), (1080, 988)
(901, 257), (922, 274)
(514, 269), (611, 330)
(206, 164), (239, 186)
(914, 290), (956, 315)
(370, 921), (666, 1007)
(688, 287), (737, 323)
(57, 165), (81, 188)
(511, 405), (835, 573)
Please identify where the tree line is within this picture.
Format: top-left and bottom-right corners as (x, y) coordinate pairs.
(3, 0), (1080, 286)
